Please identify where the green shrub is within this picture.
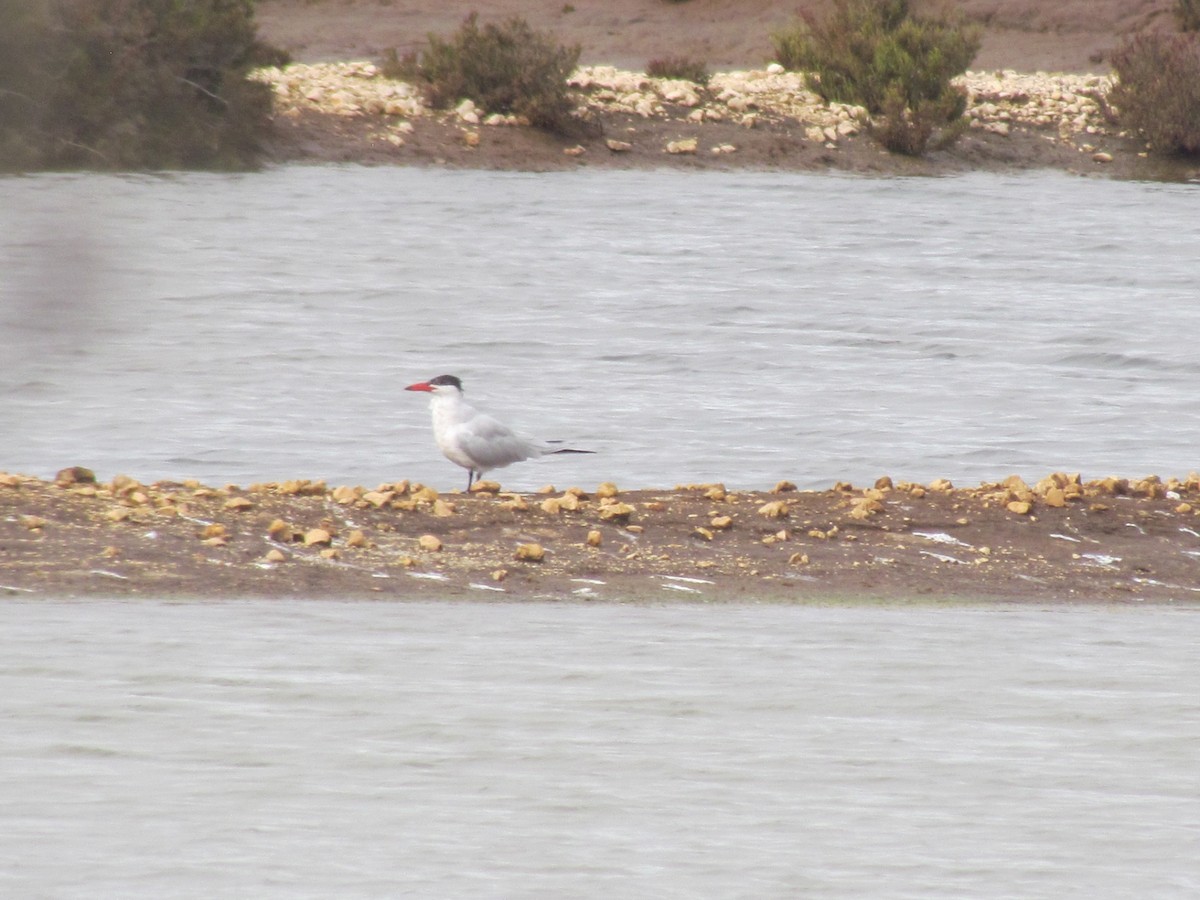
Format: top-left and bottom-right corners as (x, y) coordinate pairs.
(1177, 0), (1200, 32)
(1110, 32), (1200, 155)
(772, 0), (980, 155)
(646, 55), (710, 86)
(397, 14), (581, 133)
(0, 0), (284, 171)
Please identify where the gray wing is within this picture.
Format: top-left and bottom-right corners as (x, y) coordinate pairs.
(451, 413), (540, 471)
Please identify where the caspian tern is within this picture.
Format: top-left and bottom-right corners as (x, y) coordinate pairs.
(405, 374), (593, 490)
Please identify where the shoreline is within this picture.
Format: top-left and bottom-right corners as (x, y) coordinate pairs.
(4, 469), (1200, 603)
(254, 62), (1199, 181)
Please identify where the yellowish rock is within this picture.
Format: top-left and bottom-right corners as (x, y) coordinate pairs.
(304, 528), (333, 546)
(201, 523), (227, 540)
(20, 515), (47, 530)
(788, 552), (810, 566)
(267, 519), (294, 541)
(411, 486), (439, 504)
(771, 480), (797, 493)
(929, 478), (955, 492)
(331, 485), (361, 504)
(757, 500), (789, 519)
(515, 542), (545, 562)
(345, 530), (368, 548)
(606, 139), (632, 152)
(263, 548), (287, 563)
(540, 497), (562, 515)
(710, 515), (733, 530)
(586, 530), (602, 547)
(418, 534), (442, 552)
(598, 502), (636, 521)
(491, 568), (508, 582)
(363, 490), (395, 508)
(1007, 500), (1032, 515)
(666, 138), (698, 154)
(432, 499), (457, 517)
(694, 527), (714, 541)
(224, 496), (254, 511)
(596, 482), (620, 498)
(1042, 487), (1067, 508)
(470, 480), (501, 493)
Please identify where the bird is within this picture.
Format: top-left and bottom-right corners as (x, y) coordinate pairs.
(405, 374), (593, 490)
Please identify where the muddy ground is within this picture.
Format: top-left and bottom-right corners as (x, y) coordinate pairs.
(4, 469), (1200, 603)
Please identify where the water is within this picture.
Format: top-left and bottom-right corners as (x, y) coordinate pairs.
(0, 600), (1197, 898)
(2, 167), (1198, 492)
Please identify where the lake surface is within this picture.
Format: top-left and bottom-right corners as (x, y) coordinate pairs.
(2, 167), (1198, 492)
(1, 600), (1198, 899)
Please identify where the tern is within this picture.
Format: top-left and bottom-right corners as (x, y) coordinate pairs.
(405, 374), (593, 490)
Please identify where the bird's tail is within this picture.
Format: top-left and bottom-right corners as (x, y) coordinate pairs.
(544, 441), (594, 455)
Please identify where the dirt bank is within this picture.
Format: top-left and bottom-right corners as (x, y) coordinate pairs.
(251, 1), (1199, 180)
(4, 469), (1200, 603)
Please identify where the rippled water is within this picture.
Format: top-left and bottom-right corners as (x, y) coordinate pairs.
(2, 167), (1198, 491)
(1, 600), (1197, 898)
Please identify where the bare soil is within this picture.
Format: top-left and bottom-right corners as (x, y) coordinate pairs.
(4, 471), (1200, 603)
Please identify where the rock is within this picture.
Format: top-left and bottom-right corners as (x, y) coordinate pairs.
(201, 523), (226, 540)
(596, 482), (620, 498)
(471, 480), (501, 493)
(805, 125), (826, 143)
(331, 485), (361, 504)
(694, 527), (714, 541)
(224, 497), (254, 512)
(363, 490), (395, 508)
(788, 552), (809, 566)
(418, 534), (442, 552)
(758, 500), (790, 519)
(55, 466), (96, 487)
(263, 548), (287, 563)
(1042, 488), (1067, 508)
(267, 519), (294, 541)
(432, 499), (457, 517)
(771, 480), (797, 493)
(515, 542), (545, 562)
(586, 530), (602, 547)
(491, 568), (508, 582)
(1092, 151), (1113, 163)
(563, 145), (586, 156)
(1006, 500), (1032, 515)
(20, 515), (47, 530)
(463, 131), (480, 147)
(411, 486), (439, 504)
(598, 502), (636, 521)
(606, 139), (633, 152)
(304, 528), (333, 546)
(540, 497), (562, 515)
(345, 530), (368, 548)
(558, 492), (582, 512)
(665, 138), (698, 154)
(710, 515), (733, 530)
(929, 478), (955, 492)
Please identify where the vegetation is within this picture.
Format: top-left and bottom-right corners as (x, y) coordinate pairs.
(772, 0), (980, 155)
(1177, 0), (1200, 32)
(1110, 32), (1200, 156)
(392, 14), (581, 133)
(646, 55), (710, 86)
(0, 0), (284, 171)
